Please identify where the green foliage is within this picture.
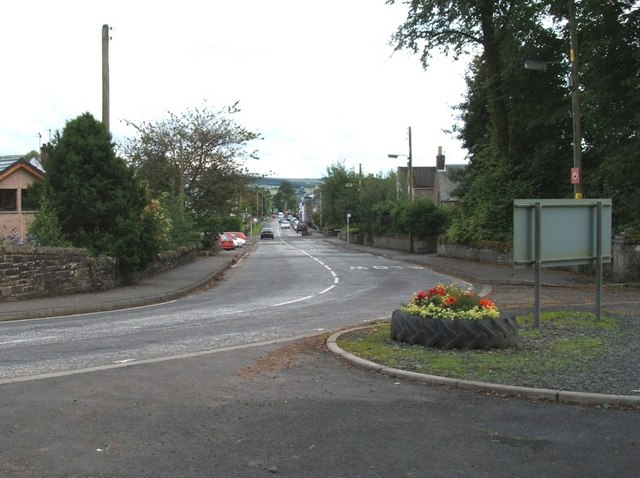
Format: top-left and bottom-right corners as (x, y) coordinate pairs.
(578, 1), (640, 232)
(44, 113), (161, 276)
(162, 198), (201, 250)
(391, 1), (640, 241)
(320, 161), (360, 228)
(121, 102), (261, 222)
(273, 180), (299, 213)
(371, 198), (449, 239)
(22, 180), (44, 210)
(28, 194), (72, 247)
(357, 172), (398, 242)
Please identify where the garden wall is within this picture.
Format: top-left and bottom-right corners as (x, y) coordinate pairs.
(437, 237), (640, 283)
(0, 245), (199, 302)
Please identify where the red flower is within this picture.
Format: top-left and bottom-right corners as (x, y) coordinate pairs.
(430, 286), (447, 297)
(445, 296), (457, 306)
(479, 299), (496, 309)
(415, 291), (428, 301)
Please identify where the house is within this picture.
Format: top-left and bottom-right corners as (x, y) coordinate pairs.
(397, 147), (467, 206)
(433, 147), (466, 206)
(0, 155), (45, 243)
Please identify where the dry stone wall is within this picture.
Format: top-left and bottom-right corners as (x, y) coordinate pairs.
(0, 245), (199, 302)
(0, 246), (105, 301)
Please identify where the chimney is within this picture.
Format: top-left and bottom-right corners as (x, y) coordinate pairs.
(436, 146), (445, 171)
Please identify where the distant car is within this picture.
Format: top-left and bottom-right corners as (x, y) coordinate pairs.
(260, 227), (275, 239)
(280, 220), (291, 229)
(217, 234), (236, 250)
(295, 222), (308, 233)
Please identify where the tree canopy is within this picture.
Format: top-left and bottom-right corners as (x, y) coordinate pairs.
(273, 180), (299, 214)
(390, 0), (640, 240)
(34, 113), (160, 276)
(121, 102), (261, 227)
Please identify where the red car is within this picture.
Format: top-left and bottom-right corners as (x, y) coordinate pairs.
(224, 232), (246, 247)
(232, 231), (248, 242)
(217, 234), (236, 250)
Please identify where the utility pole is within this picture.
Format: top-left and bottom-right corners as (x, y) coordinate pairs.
(102, 24), (111, 132)
(408, 126), (413, 202)
(568, 0), (583, 199)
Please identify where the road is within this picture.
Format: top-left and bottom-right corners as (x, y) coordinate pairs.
(1, 223), (638, 477)
(0, 221), (460, 381)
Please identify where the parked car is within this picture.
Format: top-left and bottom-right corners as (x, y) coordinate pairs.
(295, 222), (308, 233)
(217, 233), (236, 250)
(280, 220), (291, 229)
(233, 231), (248, 242)
(225, 232), (245, 247)
(260, 227), (275, 239)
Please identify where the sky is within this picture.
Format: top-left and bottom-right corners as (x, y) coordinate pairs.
(1, 1), (470, 179)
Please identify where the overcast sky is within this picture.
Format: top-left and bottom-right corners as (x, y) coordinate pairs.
(1, 0), (470, 178)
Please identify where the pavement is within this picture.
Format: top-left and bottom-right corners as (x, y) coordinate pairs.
(2, 234), (639, 406)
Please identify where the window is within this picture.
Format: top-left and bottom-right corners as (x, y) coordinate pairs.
(21, 187), (39, 211)
(0, 189), (17, 211)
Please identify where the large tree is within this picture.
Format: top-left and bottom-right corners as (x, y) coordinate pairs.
(577, 0), (640, 231)
(390, 1), (629, 241)
(320, 162), (360, 229)
(39, 113), (160, 276)
(121, 102), (261, 225)
(388, 1), (548, 155)
(391, 1), (640, 239)
(273, 180), (299, 214)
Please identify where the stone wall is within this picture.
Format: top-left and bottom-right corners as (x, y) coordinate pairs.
(336, 231), (437, 254)
(436, 241), (513, 265)
(0, 245), (199, 302)
(0, 246), (106, 301)
(372, 235), (437, 254)
(611, 235), (640, 283)
(437, 238), (640, 283)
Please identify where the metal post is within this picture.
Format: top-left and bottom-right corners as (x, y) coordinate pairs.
(596, 202), (603, 320)
(534, 202), (542, 327)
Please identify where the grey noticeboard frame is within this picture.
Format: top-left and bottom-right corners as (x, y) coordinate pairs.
(513, 199), (612, 325)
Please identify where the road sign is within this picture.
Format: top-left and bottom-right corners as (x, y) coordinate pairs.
(570, 167), (580, 184)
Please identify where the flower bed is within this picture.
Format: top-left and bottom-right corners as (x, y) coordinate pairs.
(391, 284), (517, 350)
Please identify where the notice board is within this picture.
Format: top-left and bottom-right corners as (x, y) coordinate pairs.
(513, 199), (612, 268)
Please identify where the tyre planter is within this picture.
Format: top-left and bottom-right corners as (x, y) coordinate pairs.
(390, 310), (518, 350)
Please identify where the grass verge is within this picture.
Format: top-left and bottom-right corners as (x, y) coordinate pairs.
(336, 311), (623, 389)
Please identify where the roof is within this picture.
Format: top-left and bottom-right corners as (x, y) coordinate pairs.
(413, 166), (436, 189)
(398, 166), (437, 189)
(435, 164), (466, 202)
(0, 156), (45, 182)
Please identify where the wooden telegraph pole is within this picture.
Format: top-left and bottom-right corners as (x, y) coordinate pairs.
(102, 24), (110, 132)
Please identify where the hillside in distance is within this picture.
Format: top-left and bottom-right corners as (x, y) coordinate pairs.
(253, 177), (323, 190)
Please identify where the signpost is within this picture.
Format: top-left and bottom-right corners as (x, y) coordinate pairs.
(514, 199), (612, 325)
